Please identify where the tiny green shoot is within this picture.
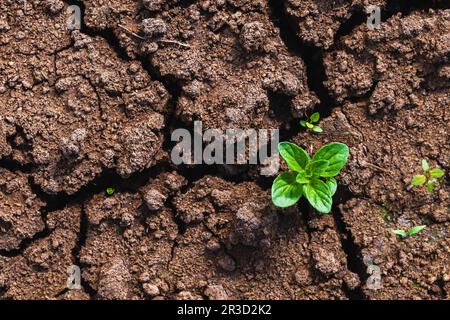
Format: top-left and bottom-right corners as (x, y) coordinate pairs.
(106, 187), (115, 196)
(412, 281), (421, 289)
(411, 159), (445, 193)
(272, 142), (349, 214)
(393, 225), (426, 238)
(300, 112), (323, 133)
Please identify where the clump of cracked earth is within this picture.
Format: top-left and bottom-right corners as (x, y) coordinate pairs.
(0, 0), (449, 300)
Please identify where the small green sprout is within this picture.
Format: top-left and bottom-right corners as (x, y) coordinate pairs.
(272, 142), (349, 214)
(411, 159), (445, 193)
(300, 112), (323, 133)
(412, 281), (421, 289)
(393, 225), (426, 238)
(106, 187), (115, 196)
(380, 207), (393, 223)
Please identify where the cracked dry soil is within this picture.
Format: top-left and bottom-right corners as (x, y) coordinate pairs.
(0, 0), (449, 300)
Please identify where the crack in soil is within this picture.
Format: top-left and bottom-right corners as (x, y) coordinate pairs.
(0, 224), (50, 258)
(268, 0), (337, 118)
(63, 0), (131, 61)
(383, 0), (450, 21)
(0, 157), (33, 173)
(269, 0), (370, 300)
(71, 204), (98, 298)
(333, 7), (366, 45)
(333, 187), (368, 300)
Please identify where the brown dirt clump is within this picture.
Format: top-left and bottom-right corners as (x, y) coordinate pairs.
(82, 0), (318, 130)
(75, 175), (355, 299)
(0, 204), (90, 300)
(0, 169), (44, 251)
(1, 1), (169, 195)
(282, 0), (386, 49)
(324, 10), (449, 114)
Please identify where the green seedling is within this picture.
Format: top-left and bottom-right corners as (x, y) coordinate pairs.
(393, 225), (426, 238)
(380, 207), (393, 223)
(272, 142), (349, 214)
(106, 187), (115, 196)
(412, 281), (421, 289)
(300, 112), (323, 133)
(411, 159), (445, 193)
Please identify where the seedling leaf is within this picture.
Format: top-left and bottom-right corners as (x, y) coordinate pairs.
(310, 112), (320, 123)
(429, 168), (445, 178)
(313, 142), (349, 177)
(295, 170), (309, 184)
(299, 120), (307, 127)
(106, 187), (115, 196)
(421, 159), (429, 172)
(272, 172), (303, 208)
(393, 230), (407, 237)
(303, 178), (332, 214)
(306, 160), (330, 177)
(278, 142), (310, 172)
(325, 178), (337, 196)
(411, 174), (426, 186)
(427, 180), (434, 193)
(408, 225), (426, 236)
(312, 125), (323, 133)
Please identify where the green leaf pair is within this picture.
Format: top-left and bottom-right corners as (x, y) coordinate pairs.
(393, 225), (426, 238)
(411, 159), (445, 193)
(300, 112), (323, 133)
(272, 142), (349, 214)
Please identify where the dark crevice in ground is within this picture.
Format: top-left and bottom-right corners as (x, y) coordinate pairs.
(0, 157), (33, 173)
(435, 279), (447, 298)
(71, 205), (97, 298)
(139, 53), (267, 192)
(268, 0), (336, 138)
(0, 225), (50, 258)
(137, 54), (187, 154)
(139, 54), (276, 188)
(333, 8), (366, 45)
(268, 91), (302, 143)
(297, 201), (313, 241)
(0, 164), (171, 258)
(333, 186), (368, 300)
(269, 0), (369, 300)
(383, 0), (450, 22)
(64, 0), (130, 61)
(168, 202), (187, 236)
(330, 0), (449, 48)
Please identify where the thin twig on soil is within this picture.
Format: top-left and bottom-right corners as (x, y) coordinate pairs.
(117, 24), (145, 40)
(157, 39), (191, 48)
(117, 24), (192, 49)
(359, 160), (391, 173)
